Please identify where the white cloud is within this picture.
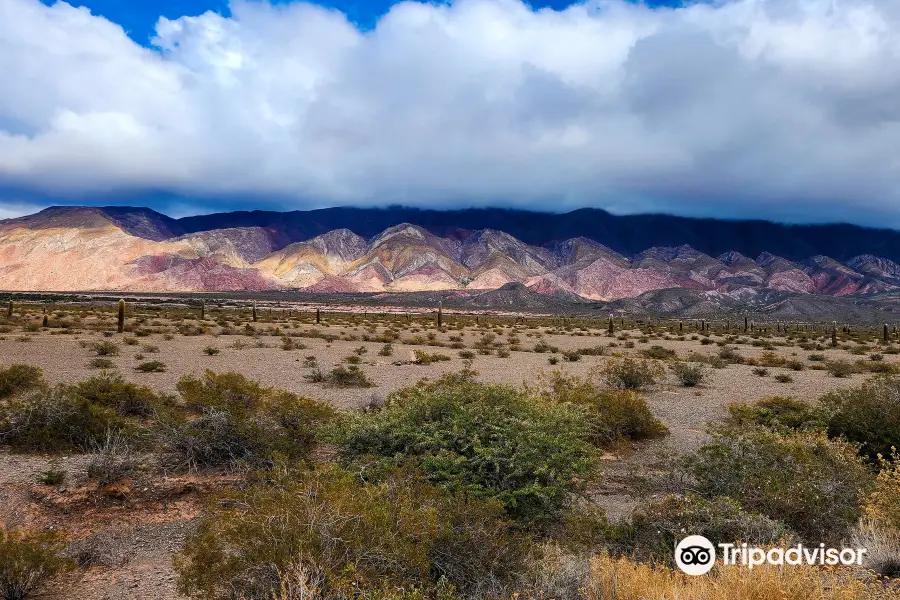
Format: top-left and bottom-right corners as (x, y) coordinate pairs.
(2, 0), (900, 225)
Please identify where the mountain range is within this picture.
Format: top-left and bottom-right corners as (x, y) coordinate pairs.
(3, 205), (900, 301)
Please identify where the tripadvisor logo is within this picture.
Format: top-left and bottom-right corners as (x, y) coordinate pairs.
(675, 536), (868, 576)
(675, 535), (716, 575)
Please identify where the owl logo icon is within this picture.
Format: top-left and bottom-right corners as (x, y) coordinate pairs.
(675, 535), (716, 575)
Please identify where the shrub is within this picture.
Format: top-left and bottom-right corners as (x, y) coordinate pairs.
(203, 346), (220, 356)
(718, 346), (743, 363)
(86, 429), (137, 486)
(316, 365), (374, 388)
(0, 365), (43, 400)
(0, 529), (73, 600)
(774, 373), (793, 383)
(687, 427), (872, 540)
(174, 466), (524, 600)
(157, 371), (335, 471)
(825, 360), (856, 378)
(820, 376), (900, 462)
(68, 372), (168, 418)
(757, 351), (786, 367)
(92, 341), (119, 356)
(37, 470), (66, 486)
(0, 387), (124, 452)
(135, 360), (166, 373)
(725, 397), (825, 432)
(538, 373), (667, 447)
(617, 494), (790, 563)
(786, 359), (806, 371)
(601, 358), (664, 390)
(849, 520), (900, 579)
(864, 451), (900, 530)
(326, 375), (595, 522)
(458, 350), (475, 360)
(88, 358), (116, 369)
(641, 345), (676, 360)
(378, 343), (393, 357)
(561, 350), (581, 362)
(752, 367), (769, 377)
(808, 353), (826, 361)
(669, 362), (706, 387)
(413, 350), (451, 365)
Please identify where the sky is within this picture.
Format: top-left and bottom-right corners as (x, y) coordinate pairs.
(2, 0), (900, 226)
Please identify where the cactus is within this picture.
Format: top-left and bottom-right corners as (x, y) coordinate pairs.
(608, 314), (614, 335)
(316, 307), (321, 324)
(6, 300), (12, 318)
(679, 321), (683, 333)
(117, 299), (125, 333)
(42, 315), (48, 328)
(744, 316), (749, 332)
(200, 300), (205, 320)
(885, 324), (889, 343)
(437, 301), (443, 328)
(831, 321), (837, 347)
(252, 305), (258, 323)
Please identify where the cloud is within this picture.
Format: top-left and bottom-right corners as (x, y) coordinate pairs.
(2, 0), (900, 225)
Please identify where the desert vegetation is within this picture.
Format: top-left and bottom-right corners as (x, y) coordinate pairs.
(0, 298), (898, 599)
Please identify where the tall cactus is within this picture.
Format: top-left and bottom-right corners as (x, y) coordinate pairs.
(884, 324), (889, 343)
(200, 300), (205, 320)
(437, 301), (443, 328)
(6, 300), (11, 319)
(316, 307), (321, 324)
(744, 316), (749, 333)
(117, 299), (125, 333)
(831, 321), (837, 347)
(252, 304), (258, 323)
(608, 314), (614, 335)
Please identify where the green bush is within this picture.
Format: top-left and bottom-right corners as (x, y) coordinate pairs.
(826, 360), (856, 378)
(669, 362), (706, 387)
(820, 376), (900, 463)
(67, 372), (169, 418)
(92, 341), (120, 356)
(640, 345), (676, 360)
(157, 371), (335, 472)
(174, 466), (524, 600)
(0, 365), (43, 400)
(617, 494), (790, 563)
(601, 358), (664, 390)
(0, 529), (73, 600)
(687, 427), (872, 540)
(326, 374), (595, 522)
(135, 360), (166, 373)
(0, 387), (125, 452)
(414, 350), (451, 365)
(538, 373), (667, 447)
(725, 396), (826, 432)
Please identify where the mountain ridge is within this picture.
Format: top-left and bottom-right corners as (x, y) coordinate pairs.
(3, 205), (900, 299)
